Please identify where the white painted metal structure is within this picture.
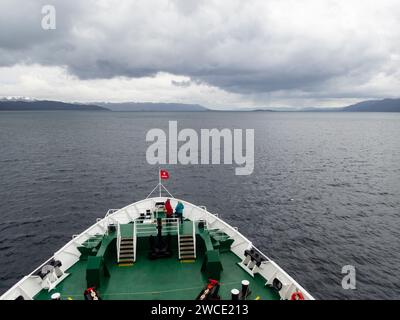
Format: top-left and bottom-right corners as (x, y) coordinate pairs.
(0, 197), (314, 300)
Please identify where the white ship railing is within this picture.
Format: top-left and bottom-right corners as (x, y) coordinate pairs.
(133, 221), (137, 262)
(192, 219), (196, 259)
(177, 223), (181, 259)
(134, 218), (179, 236)
(116, 223), (121, 263)
(104, 209), (119, 235)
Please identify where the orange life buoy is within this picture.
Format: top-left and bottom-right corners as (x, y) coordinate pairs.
(291, 291), (304, 300)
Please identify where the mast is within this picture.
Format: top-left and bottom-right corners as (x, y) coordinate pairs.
(159, 167), (161, 197)
(146, 169), (173, 199)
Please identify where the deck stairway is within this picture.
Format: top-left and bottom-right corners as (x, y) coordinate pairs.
(179, 234), (196, 260)
(119, 237), (134, 264)
(117, 224), (135, 264)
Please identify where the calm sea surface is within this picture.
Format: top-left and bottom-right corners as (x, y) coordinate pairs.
(0, 111), (399, 299)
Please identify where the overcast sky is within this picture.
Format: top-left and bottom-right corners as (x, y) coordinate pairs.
(1, 0), (400, 109)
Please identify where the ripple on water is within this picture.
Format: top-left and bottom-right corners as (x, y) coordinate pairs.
(0, 111), (399, 299)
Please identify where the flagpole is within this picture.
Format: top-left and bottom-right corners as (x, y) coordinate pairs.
(159, 168), (161, 198)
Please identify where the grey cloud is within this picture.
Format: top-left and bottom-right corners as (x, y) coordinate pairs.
(1, 0), (400, 102)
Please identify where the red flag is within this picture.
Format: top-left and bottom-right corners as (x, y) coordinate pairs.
(160, 170), (169, 180)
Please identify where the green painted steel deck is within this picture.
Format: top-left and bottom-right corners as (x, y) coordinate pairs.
(34, 221), (280, 300)
(179, 220), (193, 235)
(120, 224), (134, 238)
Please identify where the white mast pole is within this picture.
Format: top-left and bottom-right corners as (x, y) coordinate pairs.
(159, 167), (162, 198)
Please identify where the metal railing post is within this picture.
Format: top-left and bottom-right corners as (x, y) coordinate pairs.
(116, 223), (121, 263)
(192, 220), (196, 259)
(133, 221), (137, 262)
(177, 218), (181, 259)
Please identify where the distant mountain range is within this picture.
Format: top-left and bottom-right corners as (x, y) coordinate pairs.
(252, 98), (400, 112)
(0, 99), (208, 112)
(1, 97), (400, 112)
(341, 99), (400, 112)
(0, 100), (108, 111)
(95, 102), (208, 112)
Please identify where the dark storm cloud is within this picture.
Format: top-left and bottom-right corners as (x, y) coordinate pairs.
(1, 0), (400, 100)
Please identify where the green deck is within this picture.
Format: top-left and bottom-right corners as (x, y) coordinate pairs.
(120, 224), (134, 238)
(34, 221), (280, 301)
(179, 220), (193, 235)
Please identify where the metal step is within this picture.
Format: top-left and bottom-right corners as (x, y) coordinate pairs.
(120, 246), (134, 250)
(120, 249), (134, 254)
(180, 251), (195, 256)
(180, 255), (196, 260)
(120, 256), (134, 260)
(120, 253), (134, 258)
(179, 240), (194, 245)
(179, 239), (193, 243)
(180, 243), (195, 250)
(180, 251), (194, 255)
(180, 247), (194, 251)
(118, 258), (134, 264)
(179, 244), (194, 250)
(120, 247), (134, 251)
(120, 243), (133, 247)
(180, 243), (193, 246)
(119, 249), (134, 255)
